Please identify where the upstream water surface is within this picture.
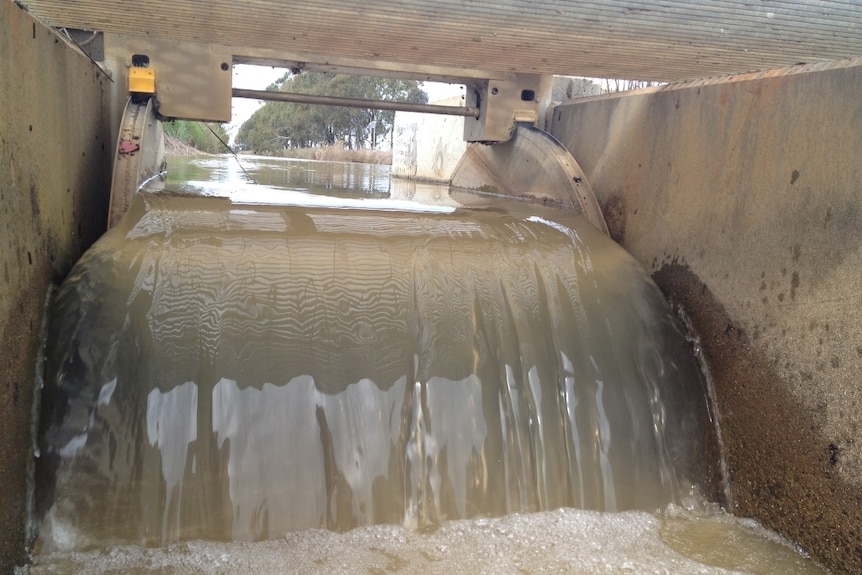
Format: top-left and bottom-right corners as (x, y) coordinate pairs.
(28, 156), (829, 574)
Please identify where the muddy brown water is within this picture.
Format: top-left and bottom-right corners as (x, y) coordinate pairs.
(26, 156), (830, 574)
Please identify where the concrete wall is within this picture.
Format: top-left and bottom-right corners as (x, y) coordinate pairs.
(392, 97), (467, 183)
(0, 2), (111, 570)
(551, 58), (862, 574)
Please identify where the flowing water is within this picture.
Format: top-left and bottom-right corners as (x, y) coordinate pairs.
(27, 156), (829, 574)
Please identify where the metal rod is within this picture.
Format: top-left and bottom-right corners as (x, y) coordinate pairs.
(232, 88), (479, 118)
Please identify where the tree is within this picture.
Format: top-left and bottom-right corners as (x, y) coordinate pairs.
(236, 72), (427, 154)
(600, 78), (662, 93)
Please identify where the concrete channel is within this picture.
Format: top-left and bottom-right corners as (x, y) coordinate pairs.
(2, 4), (861, 573)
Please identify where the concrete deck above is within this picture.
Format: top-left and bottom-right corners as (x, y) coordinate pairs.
(19, 0), (862, 82)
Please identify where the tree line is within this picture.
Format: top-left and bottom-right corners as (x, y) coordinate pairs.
(235, 72), (427, 155)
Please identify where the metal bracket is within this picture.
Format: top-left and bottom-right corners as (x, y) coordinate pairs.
(464, 74), (553, 142)
(104, 33), (233, 122)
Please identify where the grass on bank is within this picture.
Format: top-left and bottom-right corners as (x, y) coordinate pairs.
(163, 120), (229, 155)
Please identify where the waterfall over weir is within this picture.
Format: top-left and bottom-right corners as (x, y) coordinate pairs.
(34, 190), (719, 552)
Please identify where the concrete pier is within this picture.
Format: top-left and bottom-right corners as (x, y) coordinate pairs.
(551, 58), (862, 574)
(0, 3), (111, 569)
(392, 97), (468, 182)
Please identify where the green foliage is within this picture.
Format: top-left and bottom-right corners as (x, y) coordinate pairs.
(236, 73), (427, 155)
(163, 120), (230, 154)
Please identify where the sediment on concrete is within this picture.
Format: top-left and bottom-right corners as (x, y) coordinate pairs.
(654, 264), (862, 573)
(551, 58), (862, 574)
(0, 3), (111, 570)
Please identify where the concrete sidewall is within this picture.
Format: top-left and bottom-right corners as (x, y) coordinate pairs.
(552, 59), (862, 574)
(0, 3), (111, 569)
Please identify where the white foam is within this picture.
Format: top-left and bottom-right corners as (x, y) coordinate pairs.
(29, 507), (828, 575)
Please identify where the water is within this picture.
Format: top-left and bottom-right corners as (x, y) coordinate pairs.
(164, 154), (450, 204)
(28, 156), (828, 574)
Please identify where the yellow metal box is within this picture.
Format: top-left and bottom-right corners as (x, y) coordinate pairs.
(129, 67), (156, 94)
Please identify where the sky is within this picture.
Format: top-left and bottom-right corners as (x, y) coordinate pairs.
(227, 64), (465, 142)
